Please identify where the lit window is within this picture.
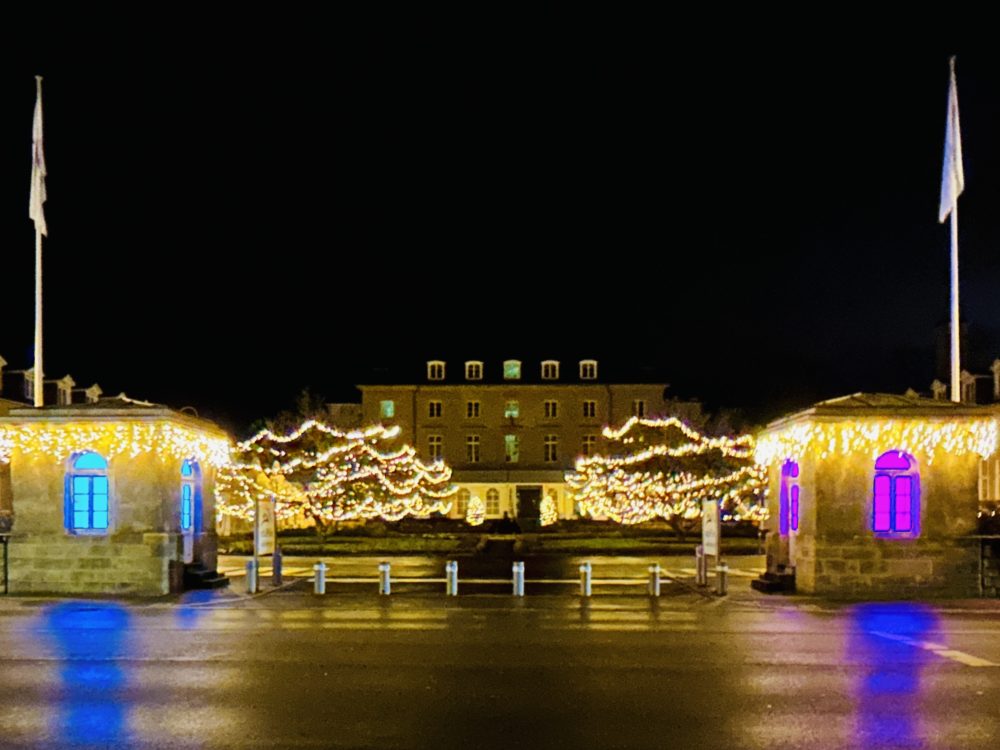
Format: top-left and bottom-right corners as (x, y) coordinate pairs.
(428, 435), (443, 461)
(465, 361), (483, 380)
(428, 400), (442, 418)
(505, 434), (519, 463)
(181, 459), (199, 531)
(504, 400), (520, 419)
(582, 435), (597, 457)
(582, 400), (597, 419)
(544, 400), (558, 419)
(541, 360), (559, 380)
(466, 435), (481, 463)
(872, 451), (920, 536)
(380, 400), (395, 419)
(457, 488), (470, 516)
(427, 361), (445, 381)
(579, 360), (598, 380)
(544, 435), (558, 462)
(980, 458), (999, 502)
(632, 400), (646, 418)
(66, 452), (109, 531)
(779, 460), (800, 536)
(466, 401), (481, 419)
(504, 360), (521, 380)
(486, 489), (501, 515)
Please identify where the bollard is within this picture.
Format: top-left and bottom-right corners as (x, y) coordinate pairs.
(648, 563), (661, 597)
(378, 561), (391, 595)
(445, 560), (458, 596)
(695, 545), (707, 587)
(245, 559), (258, 594)
(716, 563), (729, 596)
(313, 561), (327, 595)
(512, 561), (525, 597)
(272, 546), (283, 586)
(579, 561), (592, 597)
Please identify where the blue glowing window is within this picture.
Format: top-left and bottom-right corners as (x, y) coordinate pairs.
(181, 459), (199, 532)
(779, 460), (800, 535)
(67, 453), (109, 531)
(872, 452), (919, 536)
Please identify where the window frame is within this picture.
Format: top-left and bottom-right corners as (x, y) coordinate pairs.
(486, 488), (501, 516)
(466, 400), (481, 419)
(427, 360), (446, 381)
(504, 434), (519, 463)
(503, 360), (522, 380)
(543, 400), (559, 420)
(544, 434), (558, 463)
(466, 434), (481, 463)
(465, 361), (483, 381)
(579, 360), (598, 380)
(632, 399), (646, 418)
(428, 435), (443, 461)
(872, 451), (920, 538)
(582, 434), (597, 457)
(582, 400), (597, 419)
(65, 451), (111, 534)
(541, 360), (560, 380)
(428, 400), (442, 419)
(379, 399), (395, 419)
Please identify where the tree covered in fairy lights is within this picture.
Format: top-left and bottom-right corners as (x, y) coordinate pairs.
(217, 420), (456, 528)
(565, 416), (767, 527)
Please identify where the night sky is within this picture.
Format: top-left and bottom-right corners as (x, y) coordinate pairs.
(1, 26), (996, 434)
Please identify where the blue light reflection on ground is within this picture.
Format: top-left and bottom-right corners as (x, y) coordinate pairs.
(43, 601), (131, 748)
(848, 602), (939, 749)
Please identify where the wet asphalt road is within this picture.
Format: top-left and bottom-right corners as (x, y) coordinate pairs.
(1, 581), (1000, 749)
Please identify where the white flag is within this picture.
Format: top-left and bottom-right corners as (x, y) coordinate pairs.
(30, 76), (47, 237)
(939, 57), (964, 224)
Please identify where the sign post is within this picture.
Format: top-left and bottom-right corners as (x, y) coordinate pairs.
(702, 499), (720, 557)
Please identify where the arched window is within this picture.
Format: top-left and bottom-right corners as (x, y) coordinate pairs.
(181, 459), (201, 531)
(873, 451), (919, 536)
(779, 460), (800, 535)
(486, 488), (500, 515)
(66, 452), (109, 531)
(457, 488), (471, 516)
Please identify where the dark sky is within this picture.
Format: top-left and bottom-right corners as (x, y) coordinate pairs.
(0, 23), (995, 434)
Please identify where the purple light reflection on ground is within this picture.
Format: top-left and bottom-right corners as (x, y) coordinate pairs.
(848, 603), (939, 749)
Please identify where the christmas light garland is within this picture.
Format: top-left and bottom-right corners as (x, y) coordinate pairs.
(540, 494), (558, 526)
(567, 416), (767, 526)
(0, 420), (230, 468)
(755, 418), (999, 466)
(465, 496), (485, 526)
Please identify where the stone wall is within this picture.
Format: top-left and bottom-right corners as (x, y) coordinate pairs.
(803, 450), (980, 597)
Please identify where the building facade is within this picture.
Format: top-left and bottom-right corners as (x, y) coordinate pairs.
(355, 359), (699, 524)
(756, 393), (991, 597)
(0, 400), (230, 595)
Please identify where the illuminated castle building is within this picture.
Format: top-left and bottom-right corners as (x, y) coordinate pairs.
(346, 358), (699, 525)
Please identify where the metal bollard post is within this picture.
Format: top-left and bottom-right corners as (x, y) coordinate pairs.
(512, 561), (525, 597)
(445, 560), (458, 596)
(696, 545), (707, 587)
(579, 561), (592, 597)
(272, 546), (283, 586)
(716, 563), (729, 596)
(313, 562), (326, 595)
(245, 559), (258, 594)
(648, 563), (661, 597)
(378, 562), (391, 595)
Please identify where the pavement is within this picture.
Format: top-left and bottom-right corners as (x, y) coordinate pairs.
(1, 558), (1000, 749)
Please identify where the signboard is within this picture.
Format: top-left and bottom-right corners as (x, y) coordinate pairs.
(255, 496), (276, 556)
(702, 499), (720, 557)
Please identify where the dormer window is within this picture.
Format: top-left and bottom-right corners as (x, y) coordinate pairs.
(579, 360), (598, 380)
(427, 361), (445, 381)
(504, 360), (521, 380)
(541, 360), (559, 380)
(465, 361), (483, 381)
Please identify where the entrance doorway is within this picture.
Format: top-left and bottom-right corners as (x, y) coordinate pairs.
(515, 486), (542, 530)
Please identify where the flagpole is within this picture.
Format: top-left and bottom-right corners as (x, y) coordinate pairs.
(950, 200), (960, 402)
(34, 223), (43, 407)
(32, 75), (44, 408)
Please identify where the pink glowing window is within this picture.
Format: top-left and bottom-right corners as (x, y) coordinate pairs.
(779, 460), (800, 535)
(872, 452), (919, 536)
